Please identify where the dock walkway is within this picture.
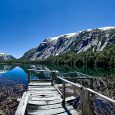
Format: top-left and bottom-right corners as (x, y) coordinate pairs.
(15, 81), (79, 115)
(27, 81), (79, 115)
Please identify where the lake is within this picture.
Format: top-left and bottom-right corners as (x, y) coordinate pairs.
(0, 64), (114, 115)
(0, 64), (114, 88)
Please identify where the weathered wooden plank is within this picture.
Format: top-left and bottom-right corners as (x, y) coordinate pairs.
(29, 86), (55, 88)
(30, 94), (61, 98)
(28, 96), (75, 106)
(15, 92), (30, 115)
(28, 85), (54, 88)
(29, 82), (51, 86)
(29, 93), (59, 96)
(27, 105), (75, 115)
(29, 96), (61, 101)
(28, 89), (56, 91)
(28, 87), (56, 91)
(28, 100), (47, 105)
(30, 93), (60, 97)
(28, 99), (63, 105)
(27, 103), (71, 110)
(29, 91), (58, 94)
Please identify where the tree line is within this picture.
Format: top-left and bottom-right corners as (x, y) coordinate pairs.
(0, 46), (114, 68)
(38, 46), (115, 68)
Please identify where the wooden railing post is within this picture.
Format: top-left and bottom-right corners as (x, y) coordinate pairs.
(28, 70), (30, 83)
(51, 71), (56, 86)
(80, 87), (92, 115)
(63, 82), (66, 102)
(73, 78), (77, 95)
(90, 78), (93, 89)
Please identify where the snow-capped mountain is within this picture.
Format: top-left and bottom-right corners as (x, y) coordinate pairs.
(0, 53), (16, 61)
(21, 27), (115, 60)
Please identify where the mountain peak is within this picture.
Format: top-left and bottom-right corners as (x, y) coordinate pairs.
(0, 53), (16, 61)
(98, 26), (115, 30)
(21, 26), (115, 60)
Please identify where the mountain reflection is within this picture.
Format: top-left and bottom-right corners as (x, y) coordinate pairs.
(0, 64), (14, 73)
(0, 64), (114, 77)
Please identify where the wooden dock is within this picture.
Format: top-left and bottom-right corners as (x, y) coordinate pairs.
(16, 81), (79, 115)
(15, 69), (115, 115)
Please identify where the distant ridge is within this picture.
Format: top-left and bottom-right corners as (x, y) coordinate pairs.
(21, 27), (115, 60)
(0, 53), (16, 61)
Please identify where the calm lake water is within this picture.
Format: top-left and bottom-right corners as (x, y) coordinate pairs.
(0, 64), (114, 95)
(0, 64), (115, 86)
(0, 64), (114, 115)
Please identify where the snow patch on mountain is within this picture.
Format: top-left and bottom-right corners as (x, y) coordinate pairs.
(98, 27), (115, 30)
(65, 33), (76, 37)
(48, 36), (59, 42)
(48, 32), (76, 42)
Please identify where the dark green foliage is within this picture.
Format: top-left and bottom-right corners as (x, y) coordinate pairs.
(95, 53), (108, 67)
(38, 46), (115, 68)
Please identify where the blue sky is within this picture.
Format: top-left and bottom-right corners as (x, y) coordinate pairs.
(0, 0), (115, 58)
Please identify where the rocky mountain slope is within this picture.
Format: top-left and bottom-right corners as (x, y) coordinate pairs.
(0, 53), (16, 61)
(21, 27), (115, 60)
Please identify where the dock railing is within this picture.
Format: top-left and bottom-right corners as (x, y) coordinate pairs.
(28, 69), (115, 115)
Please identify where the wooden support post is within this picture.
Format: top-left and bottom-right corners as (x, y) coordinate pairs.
(28, 70), (30, 83)
(74, 78), (76, 83)
(51, 71), (56, 86)
(80, 87), (92, 115)
(73, 78), (77, 95)
(63, 82), (66, 102)
(90, 78), (93, 89)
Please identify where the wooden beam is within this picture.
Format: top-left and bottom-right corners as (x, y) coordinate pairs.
(63, 82), (66, 102)
(28, 71), (30, 83)
(51, 71), (56, 86)
(57, 76), (82, 89)
(15, 92), (30, 115)
(54, 84), (63, 97)
(80, 88), (92, 115)
(86, 88), (115, 104)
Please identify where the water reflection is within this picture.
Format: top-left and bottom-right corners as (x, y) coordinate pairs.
(30, 71), (51, 80)
(0, 64), (14, 73)
(42, 64), (115, 77)
(0, 64), (114, 79)
(0, 67), (28, 84)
